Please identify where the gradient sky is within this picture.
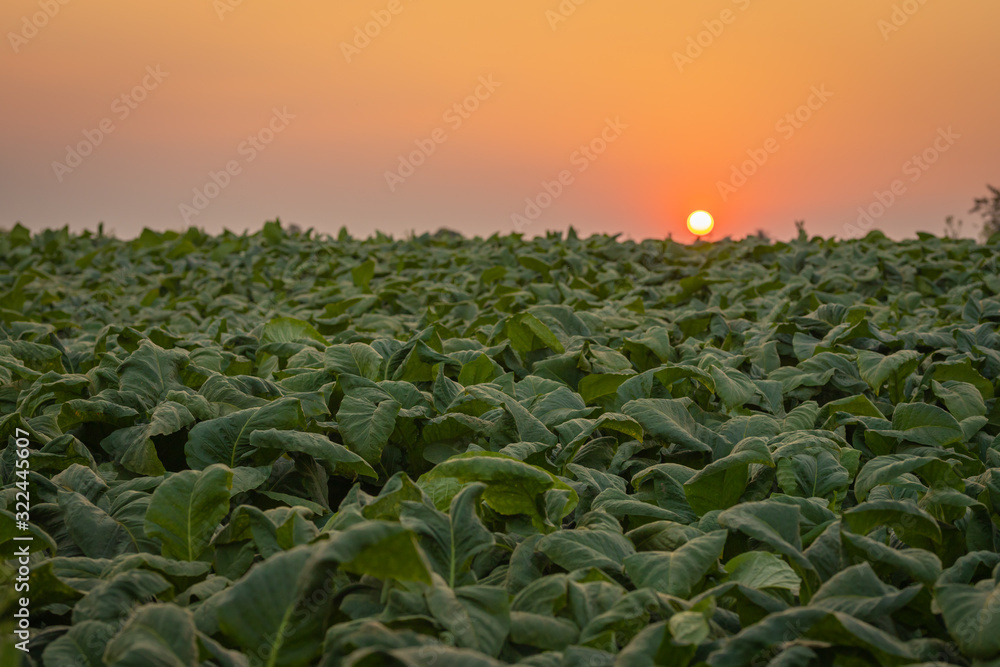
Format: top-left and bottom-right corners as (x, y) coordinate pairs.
(2, 0), (998, 241)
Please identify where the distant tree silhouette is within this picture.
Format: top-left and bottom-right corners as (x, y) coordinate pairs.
(973, 185), (1000, 241)
(794, 220), (807, 241)
(943, 215), (963, 239)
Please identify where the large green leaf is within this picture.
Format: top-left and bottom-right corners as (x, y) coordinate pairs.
(842, 499), (942, 547)
(336, 394), (401, 465)
(58, 490), (158, 558)
(856, 350), (921, 398)
(684, 438), (774, 515)
(538, 527), (636, 574)
(143, 464), (233, 561)
(622, 398), (726, 454)
(839, 529), (942, 585)
(425, 580), (510, 657)
(418, 452), (577, 529)
(705, 607), (916, 666)
(886, 402), (964, 447)
(304, 520), (433, 584)
(400, 483), (495, 587)
(261, 316), (328, 346)
(936, 581), (1000, 659)
(72, 569), (173, 624)
(505, 313), (565, 354)
(854, 454), (945, 502)
(774, 449), (849, 500)
(215, 546), (326, 667)
(41, 621), (116, 667)
(102, 603), (199, 666)
(718, 501), (814, 574)
(466, 384), (557, 446)
(623, 530), (727, 596)
(724, 551), (801, 595)
(249, 428), (376, 479)
(101, 401), (195, 476)
(324, 343), (383, 381)
(808, 563), (920, 622)
(185, 397), (304, 469)
(708, 365), (757, 409)
(117, 341), (189, 409)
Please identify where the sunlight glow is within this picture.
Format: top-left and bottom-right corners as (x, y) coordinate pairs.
(687, 210), (714, 236)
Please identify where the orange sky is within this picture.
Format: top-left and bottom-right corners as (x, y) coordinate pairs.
(2, 0), (998, 241)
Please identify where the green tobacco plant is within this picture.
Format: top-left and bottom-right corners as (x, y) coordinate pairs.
(1, 222), (999, 665)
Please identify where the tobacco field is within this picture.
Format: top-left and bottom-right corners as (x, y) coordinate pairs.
(2, 221), (1000, 666)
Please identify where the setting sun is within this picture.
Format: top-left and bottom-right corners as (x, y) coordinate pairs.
(687, 210), (714, 236)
